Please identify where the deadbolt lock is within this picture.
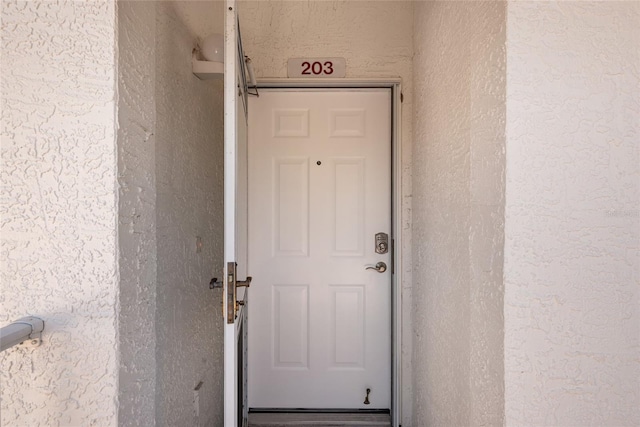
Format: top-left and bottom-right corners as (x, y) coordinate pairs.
(375, 232), (389, 254)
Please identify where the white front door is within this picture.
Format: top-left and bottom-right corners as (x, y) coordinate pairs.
(247, 89), (392, 409)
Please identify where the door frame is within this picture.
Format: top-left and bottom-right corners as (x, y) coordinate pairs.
(251, 78), (404, 427)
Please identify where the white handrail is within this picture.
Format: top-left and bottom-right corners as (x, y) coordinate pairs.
(0, 317), (44, 352)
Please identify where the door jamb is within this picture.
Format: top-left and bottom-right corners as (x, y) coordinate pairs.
(253, 78), (403, 427)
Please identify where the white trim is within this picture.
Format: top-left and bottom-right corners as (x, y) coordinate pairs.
(391, 85), (403, 427)
(254, 79), (404, 427)
(258, 77), (401, 88)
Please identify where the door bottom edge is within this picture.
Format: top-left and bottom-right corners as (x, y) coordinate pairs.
(249, 408), (390, 414)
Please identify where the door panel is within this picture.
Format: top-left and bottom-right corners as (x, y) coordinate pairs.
(332, 158), (365, 255)
(248, 89), (391, 409)
(273, 285), (309, 368)
(330, 285), (365, 367)
(273, 158), (309, 256)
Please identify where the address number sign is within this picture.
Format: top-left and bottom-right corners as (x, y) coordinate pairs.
(287, 58), (346, 78)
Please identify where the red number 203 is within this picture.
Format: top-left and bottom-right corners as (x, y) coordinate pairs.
(301, 61), (334, 75)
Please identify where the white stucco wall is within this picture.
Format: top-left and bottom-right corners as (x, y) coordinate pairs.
(504, 2), (640, 425)
(2, 1), (225, 425)
(1, 1), (119, 426)
(412, 2), (506, 425)
(240, 2), (414, 423)
(154, 3), (225, 426)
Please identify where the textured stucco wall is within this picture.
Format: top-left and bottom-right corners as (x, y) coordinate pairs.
(467, 4), (506, 425)
(504, 2), (640, 425)
(118, 2), (225, 425)
(154, 2), (225, 426)
(117, 1), (157, 425)
(412, 2), (506, 426)
(240, 2), (414, 423)
(0, 1), (119, 426)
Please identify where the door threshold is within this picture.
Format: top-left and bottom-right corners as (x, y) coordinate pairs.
(248, 411), (391, 427)
(250, 408), (390, 414)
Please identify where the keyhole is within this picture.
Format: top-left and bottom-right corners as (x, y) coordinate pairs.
(363, 388), (371, 405)
(316, 161), (321, 166)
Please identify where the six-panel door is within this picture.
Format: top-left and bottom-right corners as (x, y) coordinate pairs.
(248, 89), (391, 409)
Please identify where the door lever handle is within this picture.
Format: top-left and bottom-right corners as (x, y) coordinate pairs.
(365, 262), (387, 273)
(237, 276), (252, 288)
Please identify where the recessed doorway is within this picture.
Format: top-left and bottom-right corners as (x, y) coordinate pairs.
(246, 85), (400, 424)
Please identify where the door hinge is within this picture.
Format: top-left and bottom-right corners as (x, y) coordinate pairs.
(400, 92), (404, 103)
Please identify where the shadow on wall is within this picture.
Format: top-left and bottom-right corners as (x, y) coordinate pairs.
(118, 1), (225, 426)
(154, 2), (225, 426)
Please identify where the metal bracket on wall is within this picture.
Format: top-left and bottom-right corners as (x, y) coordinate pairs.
(210, 277), (222, 289)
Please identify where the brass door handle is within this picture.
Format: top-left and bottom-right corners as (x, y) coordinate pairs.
(365, 262), (387, 273)
(237, 276), (252, 288)
(225, 263), (252, 324)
